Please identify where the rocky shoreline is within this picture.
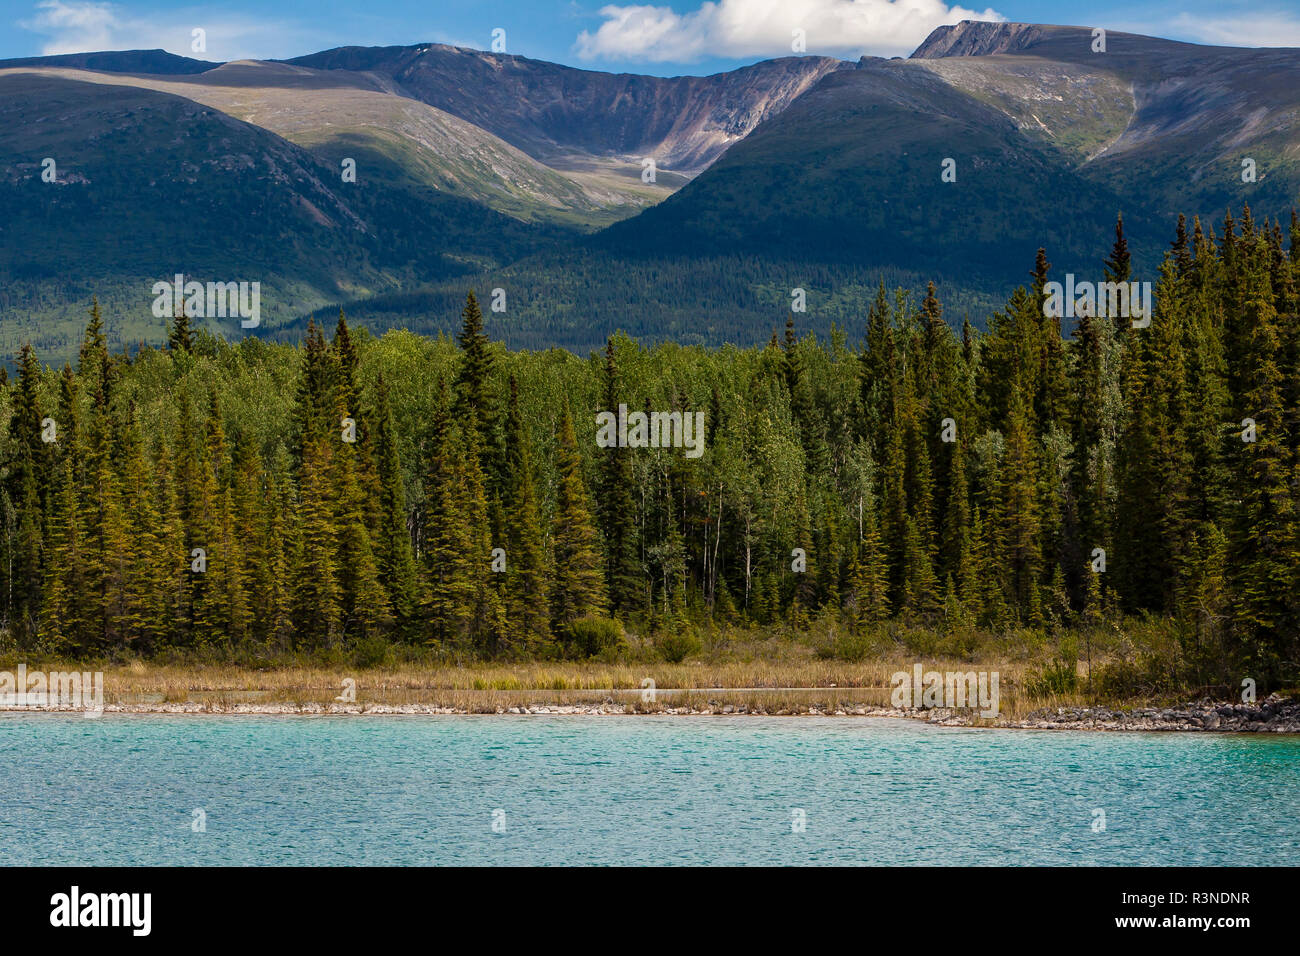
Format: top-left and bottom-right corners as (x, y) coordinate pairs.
(3, 693), (1297, 731)
(1010, 693), (1300, 733)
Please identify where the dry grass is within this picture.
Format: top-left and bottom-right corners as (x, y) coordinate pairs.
(2, 616), (1217, 717)
(52, 658), (1085, 717)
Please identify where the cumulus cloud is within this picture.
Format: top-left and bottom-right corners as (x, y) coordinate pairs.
(18, 0), (315, 60)
(574, 0), (1005, 62)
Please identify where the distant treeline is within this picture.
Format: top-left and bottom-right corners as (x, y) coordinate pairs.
(293, 252), (1000, 354)
(1, 207), (1297, 685)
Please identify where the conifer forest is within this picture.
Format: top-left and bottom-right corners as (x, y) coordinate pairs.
(2, 209), (1297, 691)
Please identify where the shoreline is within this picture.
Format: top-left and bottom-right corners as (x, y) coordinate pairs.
(4, 694), (1297, 733)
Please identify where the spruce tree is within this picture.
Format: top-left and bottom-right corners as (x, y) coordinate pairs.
(454, 423), (505, 652)
(598, 340), (640, 615)
(169, 302), (194, 353)
(452, 292), (504, 531)
(1227, 239), (1294, 672)
(38, 456), (83, 652)
(551, 405), (607, 631)
(294, 438), (342, 649)
(851, 502), (889, 624)
(7, 344), (46, 640)
(1104, 214), (1131, 284)
(372, 374), (418, 632)
(1001, 388), (1040, 617)
(424, 384), (475, 644)
(503, 376), (552, 648)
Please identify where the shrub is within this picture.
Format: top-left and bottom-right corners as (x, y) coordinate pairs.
(656, 632), (701, 663)
(566, 616), (625, 658)
(1026, 659), (1079, 698)
(832, 632), (872, 662)
(350, 635), (392, 669)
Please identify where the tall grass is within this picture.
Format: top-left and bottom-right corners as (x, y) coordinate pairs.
(0, 617), (1242, 716)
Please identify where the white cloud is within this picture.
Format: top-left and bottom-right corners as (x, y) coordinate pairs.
(20, 0), (119, 52)
(1163, 11), (1300, 48)
(574, 0), (1005, 62)
(17, 0), (319, 61)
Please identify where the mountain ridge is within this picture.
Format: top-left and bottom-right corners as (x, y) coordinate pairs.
(286, 43), (849, 176)
(2, 23), (1299, 363)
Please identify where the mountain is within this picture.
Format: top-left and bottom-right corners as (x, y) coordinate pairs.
(591, 20), (1300, 331)
(0, 48), (218, 74)
(0, 41), (847, 361)
(287, 45), (847, 176)
(3, 59), (624, 227)
(0, 71), (551, 359)
(909, 21), (1300, 219)
(1, 24), (1298, 362)
(597, 55), (1138, 293)
(0, 45), (845, 229)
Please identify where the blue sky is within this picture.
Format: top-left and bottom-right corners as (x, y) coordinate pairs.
(2, 0), (1297, 75)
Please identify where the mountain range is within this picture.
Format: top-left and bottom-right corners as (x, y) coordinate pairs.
(1, 20), (1297, 361)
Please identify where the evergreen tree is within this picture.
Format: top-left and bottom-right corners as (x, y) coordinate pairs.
(1227, 240), (1295, 673)
(850, 503), (889, 625)
(294, 438), (341, 649)
(169, 301), (194, 353)
(598, 340), (640, 615)
(503, 376), (552, 649)
(551, 405), (607, 630)
(1001, 389), (1040, 617)
(1104, 213), (1131, 284)
(38, 456), (83, 651)
(423, 384), (476, 644)
(78, 297), (111, 402)
(292, 319), (337, 462)
(372, 374), (418, 631)
(7, 343), (46, 640)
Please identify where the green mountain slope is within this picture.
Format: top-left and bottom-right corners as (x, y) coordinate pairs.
(911, 21), (1300, 220)
(594, 58), (1145, 307)
(587, 22), (1300, 324)
(2, 24), (1299, 361)
(0, 72), (551, 361)
(2, 60), (632, 227)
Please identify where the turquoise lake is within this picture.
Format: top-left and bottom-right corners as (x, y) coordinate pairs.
(2, 715), (1296, 865)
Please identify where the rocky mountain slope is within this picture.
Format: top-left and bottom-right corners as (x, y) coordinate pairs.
(1, 60), (621, 226)
(1, 23), (1298, 360)
(287, 44), (848, 176)
(910, 21), (1300, 217)
(599, 21), (1300, 309)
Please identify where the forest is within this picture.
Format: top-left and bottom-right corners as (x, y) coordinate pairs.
(1, 207), (1297, 693)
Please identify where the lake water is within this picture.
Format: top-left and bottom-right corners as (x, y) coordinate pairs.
(2, 714), (1296, 865)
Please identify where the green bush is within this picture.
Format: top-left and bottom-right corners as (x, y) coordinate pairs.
(832, 632), (872, 662)
(566, 616), (625, 658)
(656, 632), (701, 664)
(350, 635), (391, 669)
(1095, 651), (1194, 699)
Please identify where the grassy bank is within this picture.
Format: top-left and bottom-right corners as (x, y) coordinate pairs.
(3, 617), (1274, 720)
